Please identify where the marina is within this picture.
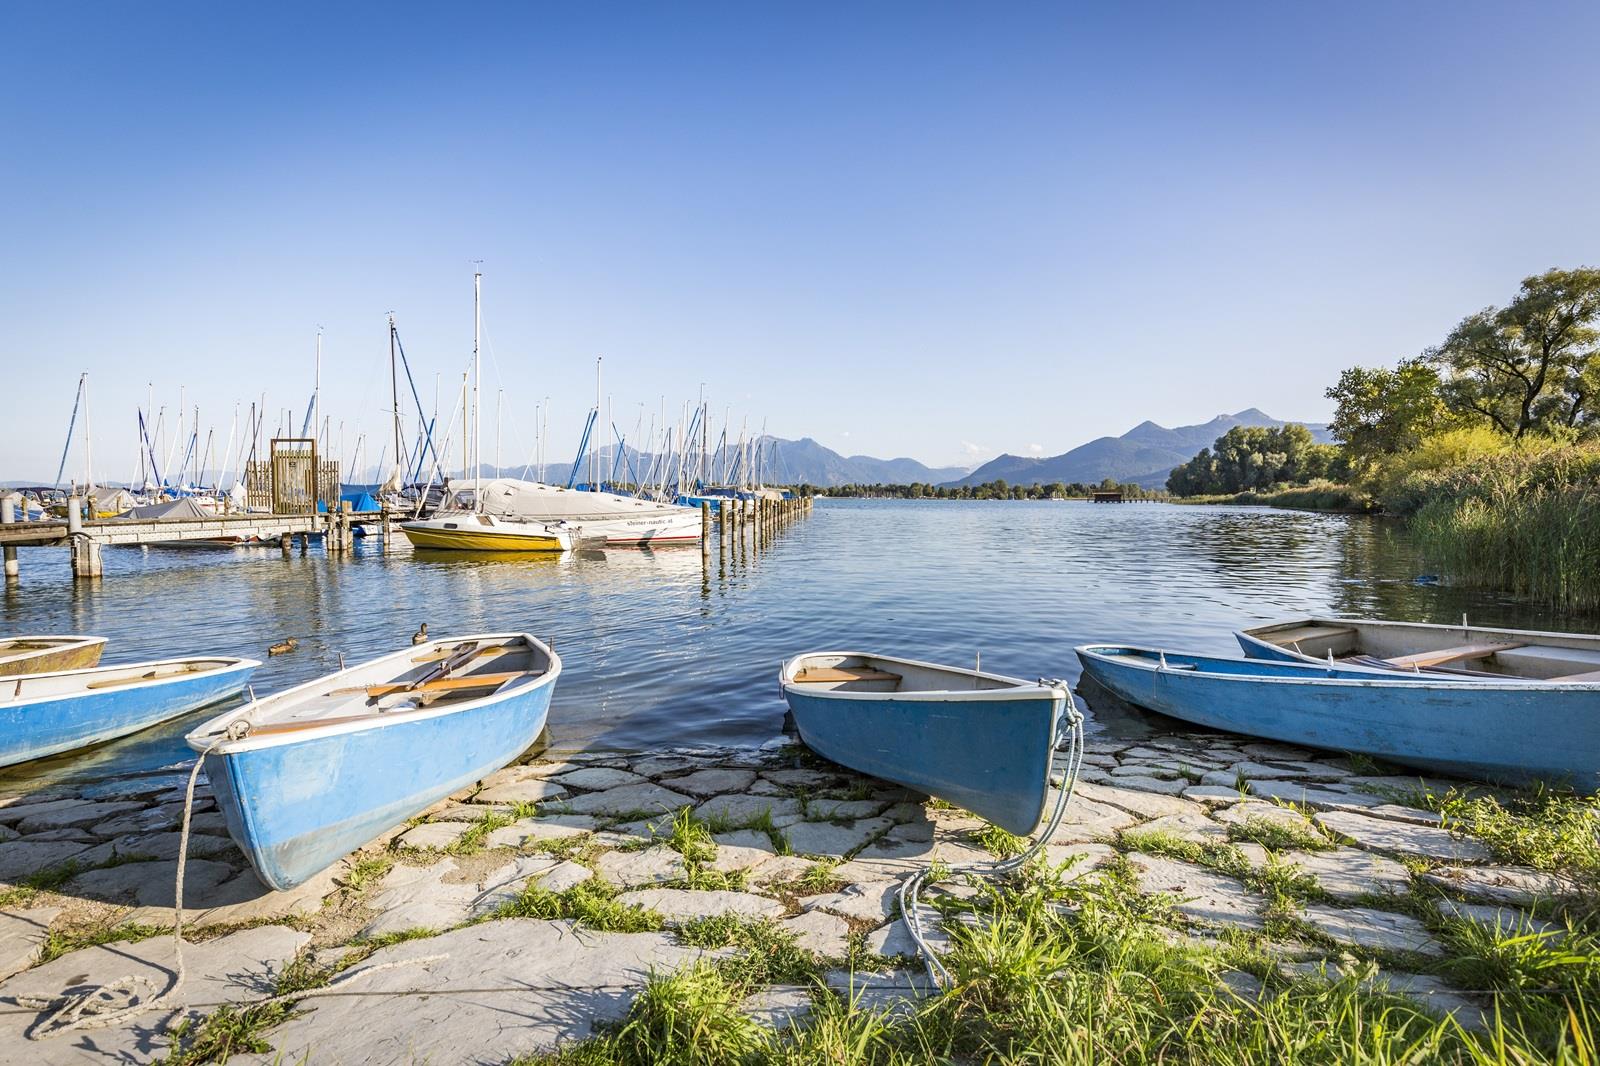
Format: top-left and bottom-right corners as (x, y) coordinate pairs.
(4, 4), (1598, 1062)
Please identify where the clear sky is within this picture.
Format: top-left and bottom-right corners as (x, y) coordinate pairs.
(4, 2), (1600, 482)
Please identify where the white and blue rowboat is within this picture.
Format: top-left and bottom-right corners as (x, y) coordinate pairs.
(187, 633), (560, 890)
(1075, 644), (1600, 791)
(1238, 616), (1600, 682)
(779, 652), (1071, 834)
(0, 656), (259, 768)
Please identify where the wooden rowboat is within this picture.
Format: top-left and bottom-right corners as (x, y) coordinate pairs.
(0, 635), (106, 677)
(1076, 643), (1600, 791)
(0, 655), (259, 768)
(1237, 616), (1600, 682)
(779, 652), (1071, 834)
(188, 633), (561, 890)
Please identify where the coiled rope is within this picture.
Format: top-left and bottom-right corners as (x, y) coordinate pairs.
(21, 722), (442, 1040)
(897, 679), (1085, 989)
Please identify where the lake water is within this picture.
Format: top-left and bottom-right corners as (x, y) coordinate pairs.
(3, 498), (1591, 789)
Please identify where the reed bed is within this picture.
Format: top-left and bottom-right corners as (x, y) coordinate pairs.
(1397, 448), (1600, 611)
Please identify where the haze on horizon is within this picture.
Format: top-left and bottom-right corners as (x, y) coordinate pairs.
(4, 2), (1599, 483)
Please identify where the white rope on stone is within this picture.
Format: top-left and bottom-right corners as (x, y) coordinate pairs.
(897, 679), (1085, 989)
(20, 722), (450, 1041)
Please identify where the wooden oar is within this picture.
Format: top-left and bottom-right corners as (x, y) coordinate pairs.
(360, 670), (536, 698)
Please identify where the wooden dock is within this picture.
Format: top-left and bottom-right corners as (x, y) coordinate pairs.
(0, 495), (388, 578)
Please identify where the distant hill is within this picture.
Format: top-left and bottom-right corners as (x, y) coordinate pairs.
(459, 436), (969, 489)
(946, 410), (1333, 489)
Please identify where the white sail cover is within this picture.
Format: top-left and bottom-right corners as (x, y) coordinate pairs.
(455, 479), (694, 522)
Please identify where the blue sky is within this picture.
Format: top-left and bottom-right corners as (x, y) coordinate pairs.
(4, 2), (1599, 481)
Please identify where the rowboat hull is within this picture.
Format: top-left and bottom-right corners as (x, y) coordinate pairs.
(1076, 644), (1600, 791)
(0, 636), (106, 677)
(0, 657), (258, 768)
(780, 652), (1065, 834)
(191, 635), (560, 890)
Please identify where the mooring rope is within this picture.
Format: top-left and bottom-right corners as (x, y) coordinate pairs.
(898, 679), (1085, 989)
(20, 722), (444, 1041)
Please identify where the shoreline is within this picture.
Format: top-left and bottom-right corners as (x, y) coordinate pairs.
(0, 728), (1589, 1062)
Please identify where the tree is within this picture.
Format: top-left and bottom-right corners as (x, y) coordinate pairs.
(1325, 359), (1454, 463)
(1425, 267), (1600, 438)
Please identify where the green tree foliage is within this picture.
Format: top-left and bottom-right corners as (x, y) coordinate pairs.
(1325, 359), (1456, 465)
(1166, 424), (1343, 496)
(1425, 267), (1600, 438)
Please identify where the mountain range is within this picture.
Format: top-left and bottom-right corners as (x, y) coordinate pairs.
(945, 409), (1334, 489)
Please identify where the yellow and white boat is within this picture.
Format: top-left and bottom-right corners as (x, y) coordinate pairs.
(399, 512), (572, 553)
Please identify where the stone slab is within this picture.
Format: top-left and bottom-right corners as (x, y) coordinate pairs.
(254, 920), (711, 1065)
(65, 859), (235, 907)
(1126, 852), (1267, 930)
(693, 794), (803, 826)
(398, 821), (477, 850)
(1298, 903), (1445, 957)
(781, 910), (851, 957)
(557, 783), (693, 817)
(0, 905), (60, 981)
(551, 767), (647, 791)
(485, 818), (591, 849)
(1421, 864), (1580, 905)
(1313, 811), (1492, 863)
(1285, 849), (1411, 901)
(1073, 781), (1202, 820)
(472, 778), (571, 805)
(593, 845), (686, 888)
(615, 889), (784, 923)
(800, 881), (898, 922)
(785, 818), (893, 859)
(0, 925), (307, 1063)
(661, 769), (757, 797)
(0, 840), (93, 881)
(362, 861), (477, 937)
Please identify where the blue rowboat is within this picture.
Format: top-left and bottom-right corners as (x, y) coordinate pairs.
(1237, 616), (1600, 682)
(0, 656), (259, 768)
(1075, 644), (1600, 791)
(187, 633), (560, 890)
(779, 652), (1070, 834)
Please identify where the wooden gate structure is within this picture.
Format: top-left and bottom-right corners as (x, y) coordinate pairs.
(245, 439), (339, 514)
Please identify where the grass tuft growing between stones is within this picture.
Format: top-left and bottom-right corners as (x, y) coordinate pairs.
(497, 878), (663, 933)
(157, 952), (331, 1066)
(39, 921), (170, 964)
(976, 824), (1029, 859)
(1418, 787), (1600, 876)
(1227, 814), (1332, 853)
(675, 915), (821, 987)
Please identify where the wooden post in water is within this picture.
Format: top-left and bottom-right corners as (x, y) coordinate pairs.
(1, 495), (16, 579)
(280, 532), (292, 557)
(67, 496), (101, 578)
(380, 505), (391, 553)
(700, 502), (710, 558)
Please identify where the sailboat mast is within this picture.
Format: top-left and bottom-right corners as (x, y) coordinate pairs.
(472, 270), (482, 501)
(82, 373), (94, 494)
(592, 357), (602, 491)
(314, 329), (322, 455)
(389, 314), (401, 480)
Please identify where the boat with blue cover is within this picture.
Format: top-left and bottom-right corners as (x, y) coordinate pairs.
(188, 633), (560, 890)
(0, 655), (259, 768)
(1237, 616), (1600, 682)
(1075, 643), (1600, 791)
(779, 652), (1071, 834)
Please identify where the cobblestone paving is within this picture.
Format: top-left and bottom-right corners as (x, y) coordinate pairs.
(0, 730), (1581, 1062)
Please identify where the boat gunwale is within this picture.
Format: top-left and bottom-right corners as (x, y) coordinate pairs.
(779, 650), (1063, 702)
(1077, 643), (1600, 690)
(1240, 615), (1600, 650)
(187, 632), (561, 754)
(0, 655), (261, 707)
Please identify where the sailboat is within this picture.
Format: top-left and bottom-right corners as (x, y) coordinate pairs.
(399, 273), (572, 553)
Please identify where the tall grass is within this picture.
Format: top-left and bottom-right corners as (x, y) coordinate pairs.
(1397, 447), (1600, 610)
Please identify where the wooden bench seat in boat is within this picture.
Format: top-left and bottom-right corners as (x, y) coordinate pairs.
(1269, 624), (1357, 646)
(1383, 643), (1526, 669)
(361, 671), (535, 698)
(792, 667), (902, 684)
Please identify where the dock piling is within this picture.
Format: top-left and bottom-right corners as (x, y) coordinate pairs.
(1, 495), (17, 578)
